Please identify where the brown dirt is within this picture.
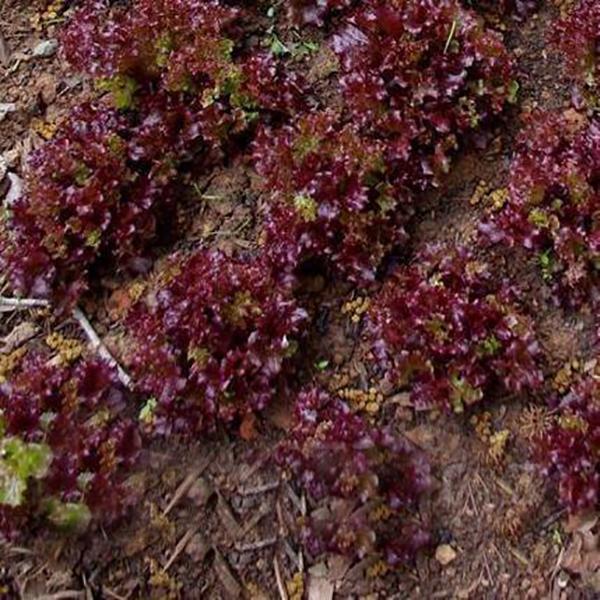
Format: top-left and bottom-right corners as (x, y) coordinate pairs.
(1, 2), (598, 599)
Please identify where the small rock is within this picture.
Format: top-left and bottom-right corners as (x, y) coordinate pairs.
(435, 544), (457, 566)
(389, 392), (412, 406)
(557, 571), (569, 589)
(2, 146), (21, 169)
(0, 156), (7, 184)
(333, 352), (345, 366)
(4, 173), (24, 206)
(0, 103), (17, 123)
(33, 39), (58, 58)
(36, 73), (57, 105)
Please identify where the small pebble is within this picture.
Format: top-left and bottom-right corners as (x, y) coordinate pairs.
(5, 173), (24, 206)
(435, 544), (457, 566)
(0, 155), (7, 184)
(0, 103), (17, 123)
(33, 39), (58, 58)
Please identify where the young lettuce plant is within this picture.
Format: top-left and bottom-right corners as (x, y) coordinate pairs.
(126, 249), (307, 435)
(463, 0), (538, 18)
(253, 110), (410, 284)
(534, 375), (600, 513)
(277, 387), (431, 565)
(332, 0), (515, 188)
(0, 98), (229, 306)
(479, 110), (600, 307)
(62, 0), (306, 115)
(368, 244), (543, 412)
(555, 0), (600, 105)
(0, 0), (309, 306)
(0, 350), (140, 540)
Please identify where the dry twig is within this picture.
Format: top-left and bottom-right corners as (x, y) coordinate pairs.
(273, 556), (288, 600)
(36, 593), (84, 600)
(72, 307), (132, 389)
(235, 537), (277, 552)
(163, 454), (212, 516)
(163, 524), (200, 573)
(0, 295), (49, 311)
(0, 297), (132, 389)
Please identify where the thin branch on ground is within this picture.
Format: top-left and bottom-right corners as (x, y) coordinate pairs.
(36, 593), (84, 600)
(72, 307), (132, 389)
(0, 297), (132, 390)
(0, 295), (50, 312)
(163, 453), (213, 516)
(235, 537), (277, 552)
(163, 524), (200, 573)
(273, 556), (288, 600)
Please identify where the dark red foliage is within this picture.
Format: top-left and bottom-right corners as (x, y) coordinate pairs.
(288, 0), (354, 25)
(332, 0), (514, 187)
(277, 387), (431, 564)
(62, 0), (241, 89)
(368, 245), (542, 412)
(254, 111), (409, 283)
(480, 111), (600, 307)
(126, 249), (307, 435)
(0, 0), (312, 306)
(253, 0), (514, 283)
(555, 0), (600, 95)
(534, 376), (600, 513)
(62, 0), (306, 114)
(0, 351), (141, 538)
(238, 51), (307, 115)
(0, 98), (228, 304)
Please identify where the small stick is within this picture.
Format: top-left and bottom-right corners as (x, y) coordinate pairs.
(483, 550), (494, 586)
(0, 295), (49, 311)
(163, 454), (213, 516)
(273, 556), (288, 600)
(508, 546), (530, 568)
(238, 481), (280, 496)
(494, 477), (515, 498)
(0, 298), (132, 390)
(104, 588), (127, 600)
(282, 540), (300, 570)
(36, 593), (84, 600)
(538, 508), (566, 531)
(163, 524), (200, 573)
(72, 307), (132, 389)
(299, 493), (306, 573)
(235, 537), (277, 552)
(240, 503), (271, 536)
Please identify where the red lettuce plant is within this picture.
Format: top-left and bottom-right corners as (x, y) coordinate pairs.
(0, 351), (140, 540)
(62, 0), (241, 92)
(0, 0), (311, 306)
(368, 244), (543, 412)
(331, 0), (515, 188)
(254, 110), (409, 284)
(238, 51), (307, 115)
(277, 387), (431, 565)
(555, 0), (600, 101)
(126, 249), (307, 435)
(480, 111), (600, 307)
(62, 0), (305, 115)
(0, 98), (228, 305)
(534, 375), (600, 513)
